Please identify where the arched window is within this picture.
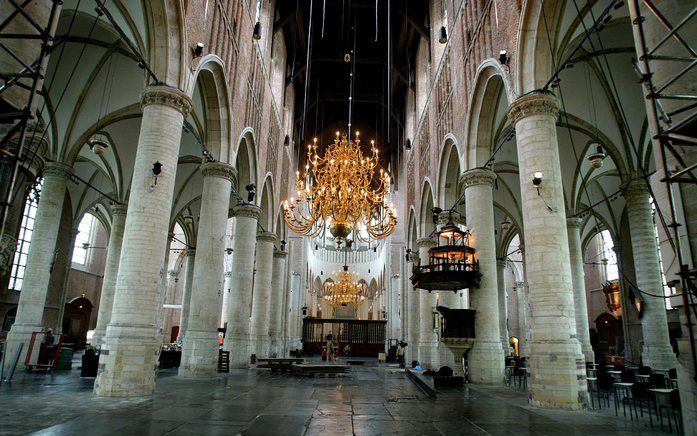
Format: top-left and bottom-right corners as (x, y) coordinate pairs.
(599, 230), (619, 282)
(8, 179), (42, 291)
(72, 213), (96, 265)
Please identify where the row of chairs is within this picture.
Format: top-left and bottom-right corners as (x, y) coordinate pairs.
(586, 363), (682, 433)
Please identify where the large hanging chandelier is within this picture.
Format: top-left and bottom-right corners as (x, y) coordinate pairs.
(322, 268), (368, 308)
(283, 132), (397, 244)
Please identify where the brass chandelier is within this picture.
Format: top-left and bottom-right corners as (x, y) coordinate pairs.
(283, 132), (397, 243)
(322, 269), (368, 308)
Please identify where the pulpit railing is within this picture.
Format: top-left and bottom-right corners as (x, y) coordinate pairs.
(437, 307), (475, 339)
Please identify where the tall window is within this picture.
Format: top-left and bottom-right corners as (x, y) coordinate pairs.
(8, 180), (42, 291)
(72, 213), (95, 265)
(599, 230), (619, 282)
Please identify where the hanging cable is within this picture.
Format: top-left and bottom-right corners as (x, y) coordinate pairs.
(321, 0), (326, 39)
(301, 0), (315, 142)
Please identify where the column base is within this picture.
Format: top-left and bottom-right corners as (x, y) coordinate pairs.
(91, 328), (106, 348)
(226, 335), (251, 368)
(642, 343), (678, 370)
(528, 339), (588, 410)
(417, 340), (438, 369)
(3, 323), (42, 373)
(580, 343), (595, 364)
(179, 330), (218, 378)
(677, 336), (696, 434)
(250, 336), (271, 358)
(94, 325), (160, 397)
(468, 340), (504, 384)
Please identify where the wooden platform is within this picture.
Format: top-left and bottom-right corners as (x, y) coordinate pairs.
(291, 364), (351, 377)
(256, 358), (304, 372)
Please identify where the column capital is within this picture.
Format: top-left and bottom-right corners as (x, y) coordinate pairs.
(111, 204), (128, 216)
(416, 237), (437, 249)
(201, 162), (236, 183)
(497, 259), (508, 268)
(232, 203), (262, 220)
(257, 231), (277, 243)
(185, 247), (196, 256)
(167, 232), (176, 241)
(407, 252), (420, 263)
(566, 216), (583, 229)
(460, 168), (497, 189)
(622, 177), (649, 201)
(273, 249), (288, 259)
(506, 91), (559, 125)
(141, 85), (192, 117)
(42, 161), (73, 179)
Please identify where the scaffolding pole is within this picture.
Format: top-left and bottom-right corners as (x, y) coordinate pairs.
(0, 0), (62, 234)
(628, 0), (697, 381)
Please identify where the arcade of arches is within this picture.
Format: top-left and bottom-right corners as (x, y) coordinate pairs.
(0, 0), (696, 434)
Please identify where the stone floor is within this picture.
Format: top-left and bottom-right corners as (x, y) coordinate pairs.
(0, 362), (673, 435)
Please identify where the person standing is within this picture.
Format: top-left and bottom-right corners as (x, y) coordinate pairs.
(397, 342), (405, 368)
(326, 334), (335, 363)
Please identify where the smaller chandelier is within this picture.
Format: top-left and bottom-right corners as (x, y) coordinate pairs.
(283, 132), (397, 244)
(322, 268), (368, 308)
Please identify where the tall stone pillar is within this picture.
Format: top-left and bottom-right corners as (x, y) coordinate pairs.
(4, 161), (71, 369)
(497, 260), (509, 353)
(507, 91), (587, 409)
(286, 270), (301, 351)
(623, 178), (677, 369)
(462, 168), (504, 384)
(220, 253), (234, 327)
(567, 217), (594, 363)
(224, 204), (261, 368)
(268, 249), (287, 356)
(390, 273), (403, 340)
(416, 238), (438, 369)
(94, 85), (191, 396)
(250, 231), (277, 357)
(406, 252), (420, 363)
(178, 248), (195, 342)
(92, 204), (127, 347)
(179, 162), (234, 377)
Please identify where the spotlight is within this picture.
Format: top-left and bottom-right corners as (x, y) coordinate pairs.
(532, 171), (543, 191)
(280, 240), (286, 251)
(152, 161), (162, 176)
(193, 42), (204, 57)
(439, 26), (448, 44)
(284, 134), (290, 146)
(405, 138), (412, 150)
(499, 50), (508, 64)
(252, 21), (262, 40)
(225, 248), (233, 255)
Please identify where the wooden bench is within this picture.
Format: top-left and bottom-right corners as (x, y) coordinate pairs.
(256, 357), (304, 372)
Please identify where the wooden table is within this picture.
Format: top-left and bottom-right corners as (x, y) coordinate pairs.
(256, 358), (304, 372)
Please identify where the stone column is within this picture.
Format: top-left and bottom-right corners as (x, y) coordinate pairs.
(268, 249), (287, 356)
(416, 238), (438, 369)
(497, 260), (509, 353)
(286, 270), (301, 351)
(249, 231), (277, 357)
(4, 161), (72, 370)
(94, 86), (191, 397)
(507, 91), (587, 409)
(178, 248), (195, 342)
(462, 168), (504, 384)
(92, 204), (127, 347)
(179, 162), (234, 377)
(567, 217), (594, 363)
(623, 178), (677, 369)
(220, 249), (233, 325)
(224, 203), (261, 368)
(390, 273), (403, 340)
(406, 252), (420, 364)
(220, 269), (233, 327)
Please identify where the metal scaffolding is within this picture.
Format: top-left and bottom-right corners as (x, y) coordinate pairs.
(0, 0), (61, 232)
(628, 0), (697, 380)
